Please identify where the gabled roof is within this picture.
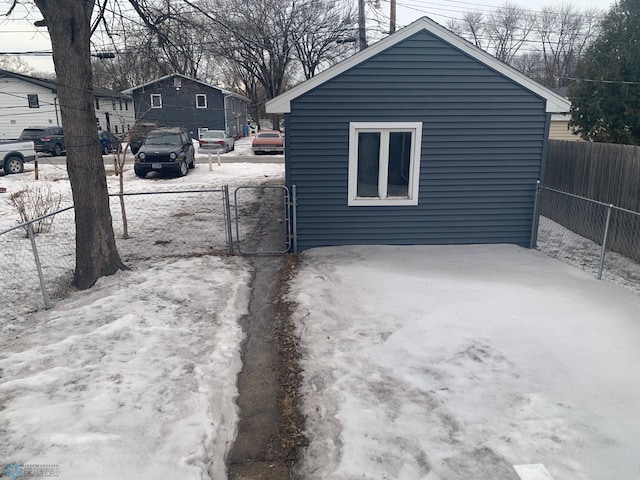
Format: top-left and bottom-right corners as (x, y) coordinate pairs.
(267, 17), (571, 114)
(122, 73), (250, 103)
(0, 69), (57, 92)
(0, 68), (130, 99)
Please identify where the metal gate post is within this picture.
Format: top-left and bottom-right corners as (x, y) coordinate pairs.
(223, 185), (234, 255)
(597, 205), (613, 280)
(292, 184), (298, 253)
(28, 222), (51, 309)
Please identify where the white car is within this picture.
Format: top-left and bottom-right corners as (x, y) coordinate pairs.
(0, 139), (37, 174)
(198, 130), (235, 153)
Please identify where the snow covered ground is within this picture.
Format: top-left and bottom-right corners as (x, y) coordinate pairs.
(2, 147), (639, 479)
(0, 144), (283, 478)
(0, 255), (250, 479)
(287, 245), (640, 479)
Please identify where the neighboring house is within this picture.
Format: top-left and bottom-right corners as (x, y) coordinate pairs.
(549, 113), (582, 141)
(549, 88), (582, 141)
(0, 69), (134, 140)
(122, 74), (249, 139)
(266, 17), (571, 251)
(94, 89), (136, 137)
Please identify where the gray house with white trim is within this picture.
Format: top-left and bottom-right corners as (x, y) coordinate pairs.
(267, 17), (570, 251)
(123, 74), (249, 139)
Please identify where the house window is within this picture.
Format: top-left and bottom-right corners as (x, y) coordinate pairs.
(112, 99), (116, 109)
(150, 94), (162, 108)
(125, 101), (129, 111)
(27, 94), (39, 108)
(114, 125), (119, 133)
(196, 94), (207, 109)
(119, 99), (123, 110)
(348, 122), (422, 206)
(95, 98), (100, 110)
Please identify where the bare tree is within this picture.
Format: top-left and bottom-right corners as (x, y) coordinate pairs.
(292, 0), (355, 79)
(535, 4), (602, 88)
(485, 2), (534, 63)
(91, 0), (213, 89)
(0, 55), (32, 74)
(448, 11), (486, 49)
(30, 0), (125, 289)
(449, 3), (533, 63)
(448, 2), (603, 89)
(511, 51), (545, 83)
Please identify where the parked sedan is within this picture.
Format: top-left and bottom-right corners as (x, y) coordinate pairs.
(252, 130), (284, 155)
(98, 130), (120, 154)
(198, 130), (235, 153)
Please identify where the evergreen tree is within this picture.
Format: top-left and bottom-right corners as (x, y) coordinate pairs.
(569, 0), (640, 144)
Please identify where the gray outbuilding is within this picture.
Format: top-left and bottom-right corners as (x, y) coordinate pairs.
(267, 17), (570, 251)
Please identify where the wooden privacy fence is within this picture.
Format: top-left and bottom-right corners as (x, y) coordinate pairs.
(545, 140), (640, 212)
(542, 140), (640, 262)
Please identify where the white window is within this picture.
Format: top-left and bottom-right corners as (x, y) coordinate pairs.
(150, 94), (162, 108)
(196, 94), (207, 109)
(348, 122), (422, 206)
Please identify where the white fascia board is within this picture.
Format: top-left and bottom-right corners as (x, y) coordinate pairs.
(266, 17), (571, 115)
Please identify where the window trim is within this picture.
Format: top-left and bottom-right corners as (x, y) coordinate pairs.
(27, 94), (39, 108)
(150, 94), (162, 109)
(348, 122), (422, 206)
(196, 94), (207, 109)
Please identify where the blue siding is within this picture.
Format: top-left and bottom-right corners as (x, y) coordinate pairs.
(286, 31), (548, 250)
(130, 77), (227, 138)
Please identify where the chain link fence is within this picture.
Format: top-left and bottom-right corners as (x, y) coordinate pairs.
(1, 185), (295, 321)
(108, 189), (228, 261)
(1, 189), (230, 321)
(1, 207), (76, 321)
(535, 184), (640, 294)
(233, 184), (291, 255)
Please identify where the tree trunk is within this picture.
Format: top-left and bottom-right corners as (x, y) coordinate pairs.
(34, 0), (125, 289)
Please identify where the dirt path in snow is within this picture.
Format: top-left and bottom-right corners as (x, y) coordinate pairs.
(227, 186), (304, 479)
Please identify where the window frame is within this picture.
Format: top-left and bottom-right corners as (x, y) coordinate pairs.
(196, 94), (207, 109)
(348, 122), (422, 206)
(150, 94), (162, 109)
(27, 94), (39, 108)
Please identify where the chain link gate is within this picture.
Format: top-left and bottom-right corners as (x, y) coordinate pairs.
(229, 185), (294, 255)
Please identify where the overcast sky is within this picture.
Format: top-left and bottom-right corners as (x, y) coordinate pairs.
(0, 0), (618, 75)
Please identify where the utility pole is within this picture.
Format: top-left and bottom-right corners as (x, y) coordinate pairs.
(358, 0), (367, 51)
(390, 0), (396, 34)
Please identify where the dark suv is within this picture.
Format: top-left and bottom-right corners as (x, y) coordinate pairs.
(19, 126), (65, 156)
(127, 122), (158, 154)
(134, 127), (195, 178)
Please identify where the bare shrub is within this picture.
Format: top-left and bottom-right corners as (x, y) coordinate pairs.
(7, 183), (63, 235)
